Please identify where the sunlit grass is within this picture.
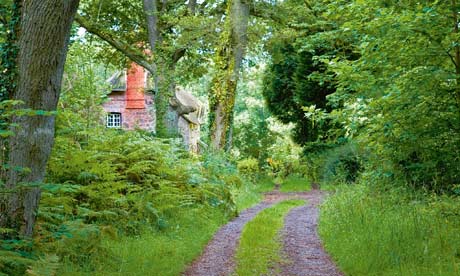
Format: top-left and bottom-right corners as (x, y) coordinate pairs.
(280, 175), (310, 192)
(319, 185), (460, 276)
(59, 208), (226, 276)
(235, 199), (305, 276)
(234, 175), (275, 211)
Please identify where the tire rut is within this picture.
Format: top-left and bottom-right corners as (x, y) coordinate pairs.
(279, 194), (342, 276)
(183, 202), (274, 276)
(183, 190), (342, 276)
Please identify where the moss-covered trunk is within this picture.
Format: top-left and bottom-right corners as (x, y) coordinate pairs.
(208, 0), (249, 150)
(154, 69), (178, 137)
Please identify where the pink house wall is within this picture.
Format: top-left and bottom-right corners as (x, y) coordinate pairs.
(103, 62), (156, 131)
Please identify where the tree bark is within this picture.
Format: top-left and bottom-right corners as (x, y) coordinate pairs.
(142, 0), (172, 137)
(0, 0), (79, 237)
(143, 0), (159, 51)
(188, 0), (197, 15)
(209, 0), (249, 150)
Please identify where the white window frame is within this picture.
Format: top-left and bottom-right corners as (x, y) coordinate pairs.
(107, 112), (122, 128)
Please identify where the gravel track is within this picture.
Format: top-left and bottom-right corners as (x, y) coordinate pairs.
(279, 192), (343, 276)
(183, 202), (274, 276)
(183, 189), (342, 276)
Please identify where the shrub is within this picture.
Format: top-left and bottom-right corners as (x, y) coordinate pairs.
(302, 142), (363, 185)
(237, 158), (259, 179)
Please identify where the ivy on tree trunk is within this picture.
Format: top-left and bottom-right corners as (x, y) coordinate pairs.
(208, 0), (249, 150)
(0, 0), (79, 237)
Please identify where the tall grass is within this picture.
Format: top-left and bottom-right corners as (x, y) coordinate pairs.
(57, 178), (272, 276)
(235, 199), (305, 276)
(59, 208), (226, 276)
(280, 175), (311, 192)
(319, 185), (460, 276)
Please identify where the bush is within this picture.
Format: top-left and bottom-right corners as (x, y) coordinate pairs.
(237, 158), (259, 180)
(46, 130), (239, 233)
(321, 143), (363, 184)
(301, 142), (363, 185)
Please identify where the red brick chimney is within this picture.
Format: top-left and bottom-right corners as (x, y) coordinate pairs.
(126, 62), (145, 109)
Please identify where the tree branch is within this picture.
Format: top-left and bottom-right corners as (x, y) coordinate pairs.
(74, 14), (156, 74)
(249, 3), (284, 25)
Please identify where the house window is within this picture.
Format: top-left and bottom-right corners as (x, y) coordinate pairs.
(107, 112), (122, 128)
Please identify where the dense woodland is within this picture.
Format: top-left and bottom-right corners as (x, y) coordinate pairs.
(0, 0), (459, 275)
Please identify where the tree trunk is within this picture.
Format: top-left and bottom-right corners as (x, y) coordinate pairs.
(208, 0), (249, 150)
(0, 0), (79, 237)
(155, 69), (178, 137)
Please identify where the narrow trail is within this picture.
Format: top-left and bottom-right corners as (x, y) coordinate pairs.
(183, 189), (342, 276)
(280, 194), (343, 276)
(183, 202), (274, 276)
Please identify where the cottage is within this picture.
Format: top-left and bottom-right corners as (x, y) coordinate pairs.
(103, 62), (204, 152)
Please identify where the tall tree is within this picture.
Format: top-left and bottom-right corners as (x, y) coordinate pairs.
(320, 0), (460, 191)
(208, 0), (250, 150)
(262, 42), (336, 147)
(0, 0), (79, 237)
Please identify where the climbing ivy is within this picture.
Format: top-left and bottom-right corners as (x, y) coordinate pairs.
(0, 0), (20, 102)
(0, 0), (20, 181)
(208, 0), (239, 150)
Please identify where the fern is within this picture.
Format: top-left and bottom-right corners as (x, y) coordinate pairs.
(26, 254), (60, 276)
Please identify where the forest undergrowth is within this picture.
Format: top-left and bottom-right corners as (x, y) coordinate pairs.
(0, 130), (273, 276)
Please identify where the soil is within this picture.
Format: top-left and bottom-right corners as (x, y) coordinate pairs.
(183, 202), (274, 276)
(279, 191), (343, 276)
(183, 189), (342, 276)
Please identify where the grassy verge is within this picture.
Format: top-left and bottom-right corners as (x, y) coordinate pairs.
(233, 175), (275, 211)
(235, 199), (305, 276)
(279, 175), (310, 192)
(319, 184), (460, 276)
(59, 208), (226, 276)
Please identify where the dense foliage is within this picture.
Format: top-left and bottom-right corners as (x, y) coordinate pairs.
(0, 0), (19, 101)
(261, 0), (460, 193)
(326, 0), (459, 192)
(262, 42), (335, 146)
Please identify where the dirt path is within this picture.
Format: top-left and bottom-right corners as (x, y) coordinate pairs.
(183, 202), (274, 276)
(280, 192), (343, 276)
(183, 189), (342, 276)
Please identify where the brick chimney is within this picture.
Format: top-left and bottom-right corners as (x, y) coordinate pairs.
(126, 62), (146, 109)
